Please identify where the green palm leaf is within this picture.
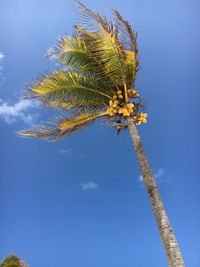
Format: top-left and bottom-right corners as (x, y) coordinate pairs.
(75, 1), (137, 98)
(113, 9), (139, 86)
(26, 70), (113, 110)
(0, 255), (29, 267)
(18, 111), (108, 140)
(48, 35), (101, 74)
(75, 2), (127, 84)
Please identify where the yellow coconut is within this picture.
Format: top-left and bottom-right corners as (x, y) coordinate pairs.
(112, 103), (118, 108)
(122, 109), (130, 117)
(128, 89), (140, 98)
(109, 100), (113, 106)
(126, 103), (134, 109)
(118, 108), (124, 114)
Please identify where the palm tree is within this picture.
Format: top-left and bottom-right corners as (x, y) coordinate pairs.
(18, 2), (185, 266)
(0, 255), (29, 267)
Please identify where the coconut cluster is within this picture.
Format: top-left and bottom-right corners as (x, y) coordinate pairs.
(127, 89), (140, 98)
(107, 90), (136, 116)
(107, 89), (139, 117)
(107, 100), (134, 117)
(106, 89), (148, 127)
(133, 112), (148, 125)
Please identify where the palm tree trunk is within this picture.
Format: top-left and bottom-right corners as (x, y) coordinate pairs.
(127, 117), (185, 267)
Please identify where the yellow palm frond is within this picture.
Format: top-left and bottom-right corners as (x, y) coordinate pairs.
(26, 70), (113, 110)
(18, 111), (108, 141)
(124, 50), (137, 88)
(75, 2), (127, 86)
(48, 35), (100, 73)
(113, 9), (139, 84)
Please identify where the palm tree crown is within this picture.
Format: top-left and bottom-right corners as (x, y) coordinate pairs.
(18, 1), (147, 140)
(0, 255), (29, 267)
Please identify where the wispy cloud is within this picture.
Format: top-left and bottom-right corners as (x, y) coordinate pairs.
(59, 148), (72, 158)
(138, 174), (143, 182)
(138, 168), (165, 183)
(0, 99), (34, 124)
(0, 52), (36, 124)
(80, 181), (99, 191)
(0, 52), (5, 60)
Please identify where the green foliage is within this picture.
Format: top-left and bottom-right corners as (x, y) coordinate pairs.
(0, 255), (29, 267)
(27, 71), (111, 109)
(19, 112), (106, 140)
(18, 1), (144, 140)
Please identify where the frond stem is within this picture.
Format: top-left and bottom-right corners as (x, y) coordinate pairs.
(124, 81), (128, 102)
(68, 85), (114, 101)
(113, 81), (120, 91)
(60, 111), (109, 132)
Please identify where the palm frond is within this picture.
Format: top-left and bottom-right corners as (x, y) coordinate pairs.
(113, 9), (139, 85)
(112, 9), (137, 52)
(18, 111), (108, 141)
(75, 2), (127, 86)
(124, 50), (137, 89)
(48, 33), (116, 90)
(76, 1), (118, 36)
(48, 35), (100, 73)
(45, 99), (105, 110)
(26, 70), (113, 110)
(96, 27), (126, 81)
(75, 26), (126, 88)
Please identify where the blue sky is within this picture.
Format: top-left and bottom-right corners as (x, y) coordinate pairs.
(0, 0), (200, 266)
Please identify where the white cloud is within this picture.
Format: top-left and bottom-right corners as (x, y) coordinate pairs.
(0, 99), (34, 124)
(138, 168), (165, 183)
(0, 53), (34, 125)
(80, 181), (99, 191)
(0, 52), (35, 124)
(138, 174), (143, 182)
(0, 52), (5, 60)
(59, 148), (72, 158)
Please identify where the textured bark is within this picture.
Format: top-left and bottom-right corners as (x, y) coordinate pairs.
(127, 117), (185, 267)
